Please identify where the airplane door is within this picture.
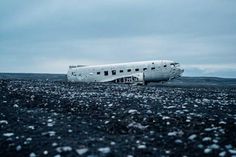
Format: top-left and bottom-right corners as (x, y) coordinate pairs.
(161, 61), (169, 80)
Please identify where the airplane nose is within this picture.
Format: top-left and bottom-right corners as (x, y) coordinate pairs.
(176, 68), (184, 78)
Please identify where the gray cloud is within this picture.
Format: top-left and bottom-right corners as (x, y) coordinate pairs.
(0, 0), (236, 77)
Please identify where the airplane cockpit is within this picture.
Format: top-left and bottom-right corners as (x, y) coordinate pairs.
(169, 62), (184, 80)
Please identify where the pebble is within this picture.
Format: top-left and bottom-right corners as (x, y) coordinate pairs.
(29, 152), (36, 157)
(52, 142), (58, 147)
(3, 133), (14, 137)
(0, 120), (8, 124)
(56, 146), (72, 153)
(175, 139), (183, 144)
(188, 134), (197, 140)
(98, 147), (111, 154)
(137, 145), (146, 149)
(43, 150), (48, 155)
(28, 126), (35, 130)
(16, 145), (22, 151)
(204, 148), (212, 154)
(76, 148), (88, 155)
(202, 137), (212, 142)
(42, 131), (56, 136)
(47, 123), (53, 127)
(162, 116), (170, 120)
(229, 149), (236, 154)
(128, 109), (138, 114)
(219, 151), (226, 157)
(168, 131), (177, 136)
(127, 122), (148, 130)
(209, 144), (220, 149)
(13, 104), (19, 108)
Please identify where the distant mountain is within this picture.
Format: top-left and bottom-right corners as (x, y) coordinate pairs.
(153, 76), (236, 87)
(0, 73), (66, 81)
(0, 73), (236, 87)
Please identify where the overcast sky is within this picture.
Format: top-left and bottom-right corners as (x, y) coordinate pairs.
(0, 0), (236, 77)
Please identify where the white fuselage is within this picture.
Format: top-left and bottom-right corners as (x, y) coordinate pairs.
(67, 60), (184, 84)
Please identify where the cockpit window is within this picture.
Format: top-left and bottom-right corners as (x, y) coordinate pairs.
(170, 63), (180, 67)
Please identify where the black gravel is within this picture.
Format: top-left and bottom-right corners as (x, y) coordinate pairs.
(0, 79), (236, 157)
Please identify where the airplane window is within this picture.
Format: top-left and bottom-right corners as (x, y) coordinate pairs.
(120, 70), (124, 73)
(127, 69), (131, 72)
(104, 71), (108, 76)
(135, 68), (139, 72)
(151, 67), (155, 70)
(143, 68), (147, 71)
(112, 70), (116, 75)
(97, 72), (100, 75)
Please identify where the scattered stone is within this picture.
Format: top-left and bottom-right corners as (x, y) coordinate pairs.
(219, 151), (226, 157)
(42, 131), (56, 136)
(229, 149), (236, 154)
(47, 123), (53, 127)
(162, 116), (170, 120)
(127, 122), (148, 130)
(188, 134), (197, 140)
(13, 104), (19, 108)
(16, 145), (22, 151)
(175, 139), (183, 144)
(43, 150), (48, 155)
(29, 152), (36, 157)
(204, 148), (212, 154)
(137, 145), (146, 149)
(28, 126), (35, 130)
(168, 131), (177, 136)
(3, 133), (14, 137)
(0, 120), (8, 124)
(98, 147), (111, 154)
(52, 142), (58, 147)
(198, 144), (204, 149)
(202, 137), (212, 142)
(0, 78), (236, 157)
(76, 148), (88, 155)
(209, 144), (220, 150)
(128, 109), (138, 114)
(56, 146), (72, 153)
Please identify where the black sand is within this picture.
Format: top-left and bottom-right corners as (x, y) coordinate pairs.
(0, 78), (236, 157)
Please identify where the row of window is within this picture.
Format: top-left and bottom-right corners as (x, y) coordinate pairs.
(71, 64), (168, 77)
(97, 67), (157, 76)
